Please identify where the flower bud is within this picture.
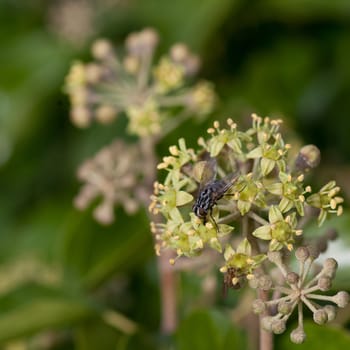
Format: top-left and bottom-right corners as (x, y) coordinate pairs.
(91, 39), (114, 60)
(93, 200), (114, 225)
(252, 299), (266, 314)
(258, 275), (273, 291)
(323, 258), (338, 278)
(295, 144), (320, 172)
(325, 228), (338, 241)
(85, 63), (103, 84)
(277, 301), (292, 315)
(95, 105), (118, 124)
(318, 276), (332, 291)
(306, 244), (320, 260)
(286, 272), (299, 285)
(324, 305), (337, 321)
(290, 327), (306, 344)
(271, 319), (286, 334)
(324, 257), (338, 270)
(267, 251), (282, 264)
(313, 309), (328, 325)
(70, 106), (92, 128)
(317, 237), (328, 253)
(295, 246), (309, 263)
(261, 316), (274, 332)
(333, 291), (349, 308)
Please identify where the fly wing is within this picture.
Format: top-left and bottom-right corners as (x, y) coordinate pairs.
(198, 157), (217, 191)
(218, 171), (240, 193)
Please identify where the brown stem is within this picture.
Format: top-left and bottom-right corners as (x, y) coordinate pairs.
(258, 289), (274, 350)
(139, 136), (178, 334)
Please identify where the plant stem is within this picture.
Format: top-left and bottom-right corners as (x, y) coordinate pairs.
(139, 136), (178, 334)
(258, 289), (274, 350)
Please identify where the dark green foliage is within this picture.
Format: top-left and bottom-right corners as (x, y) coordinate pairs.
(0, 0), (350, 348)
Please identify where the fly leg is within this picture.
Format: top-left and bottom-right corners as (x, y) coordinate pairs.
(209, 209), (219, 234)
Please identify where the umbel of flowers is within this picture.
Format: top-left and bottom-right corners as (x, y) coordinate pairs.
(150, 114), (347, 343)
(64, 28), (216, 224)
(64, 27), (215, 136)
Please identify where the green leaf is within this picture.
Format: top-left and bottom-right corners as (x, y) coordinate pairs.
(130, 0), (238, 51)
(0, 283), (97, 343)
(75, 318), (124, 350)
(276, 321), (350, 349)
(61, 210), (153, 289)
(176, 309), (245, 350)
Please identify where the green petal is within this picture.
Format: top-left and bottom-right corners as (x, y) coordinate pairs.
(224, 244), (235, 261)
(169, 208), (184, 223)
(246, 146), (263, 159)
(253, 254), (267, 265)
(178, 138), (187, 152)
(237, 238), (251, 255)
(276, 159), (286, 172)
(269, 240), (283, 251)
(261, 158), (276, 176)
(269, 205), (283, 224)
(266, 182), (283, 196)
(278, 172), (289, 183)
(237, 200), (251, 216)
(306, 193), (321, 208)
(209, 138), (225, 157)
(320, 181), (336, 192)
(176, 191), (194, 206)
(192, 161), (207, 183)
(209, 237), (222, 253)
(318, 209), (327, 227)
(287, 212), (297, 228)
(252, 225), (272, 240)
(227, 138), (242, 154)
(217, 224), (234, 237)
(295, 200), (305, 216)
(279, 197), (294, 213)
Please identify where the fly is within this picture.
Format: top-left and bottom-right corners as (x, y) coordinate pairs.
(192, 158), (237, 225)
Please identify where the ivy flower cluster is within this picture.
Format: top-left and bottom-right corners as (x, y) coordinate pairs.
(74, 140), (141, 224)
(151, 115), (343, 259)
(252, 247), (349, 344)
(151, 115), (347, 338)
(64, 27), (216, 136)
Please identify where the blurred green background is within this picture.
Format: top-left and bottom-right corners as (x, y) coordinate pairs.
(1, 0), (350, 349)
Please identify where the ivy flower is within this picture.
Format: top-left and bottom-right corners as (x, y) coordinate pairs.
(220, 239), (266, 288)
(306, 181), (344, 226)
(252, 206), (302, 251)
(232, 174), (266, 215)
(265, 172), (311, 215)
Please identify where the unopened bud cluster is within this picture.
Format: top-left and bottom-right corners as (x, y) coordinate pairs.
(252, 247), (349, 343)
(74, 140), (141, 224)
(64, 28), (216, 136)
